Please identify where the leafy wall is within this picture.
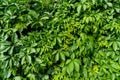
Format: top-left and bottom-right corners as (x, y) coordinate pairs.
(0, 0), (120, 80)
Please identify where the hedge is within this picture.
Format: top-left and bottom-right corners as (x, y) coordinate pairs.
(0, 0), (120, 80)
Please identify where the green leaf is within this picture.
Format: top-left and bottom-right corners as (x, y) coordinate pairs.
(39, 21), (43, 26)
(12, 33), (18, 43)
(65, 52), (69, 57)
(112, 74), (115, 80)
(92, 0), (96, 4)
(115, 8), (120, 13)
(113, 42), (117, 51)
(74, 61), (80, 72)
(41, 16), (49, 20)
(29, 10), (39, 19)
(80, 46), (84, 53)
(14, 76), (22, 80)
(0, 46), (10, 53)
(57, 37), (62, 44)
(6, 70), (11, 78)
(9, 46), (14, 55)
(77, 5), (82, 15)
(66, 59), (71, 65)
(43, 75), (49, 80)
(30, 48), (36, 53)
(21, 57), (25, 65)
(71, 53), (75, 59)
(83, 69), (87, 77)
(31, 43), (37, 47)
(107, 2), (112, 7)
(26, 55), (32, 64)
(71, 44), (78, 51)
(36, 58), (42, 64)
(27, 73), (35, 80)
(9, 59), (12, 68)
(0, 54), (8, 61)
(62, 67), (67, 74)
(55, 53), (59, 62)
(83, 4), (87, 11)
(60, 53), (65, 61)
(67, 61), (74, 74)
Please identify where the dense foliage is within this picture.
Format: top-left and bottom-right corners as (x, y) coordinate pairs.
(0, 0), (120, 80)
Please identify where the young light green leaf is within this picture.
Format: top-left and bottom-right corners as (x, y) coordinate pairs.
(6, 70), (11, 78)
(66, 59), (71, 65)
(14, 76), (22, 80)
(36, 58), (42, 64)
(9, 46), (14, 55)
(41, 16), (49, 20)
(30, 48), (36, 53)
(57, 37), (62, 44)
(107, 2), (112, 7)
(113, 42), (117, 51)
(67, 61), (74, 74)
(55, 53), (59, 62)
(26, 55), (32, 64)
(115, 8), (120, 13)
(27, 73), (35, 80)
(60, 53), (65, 61)
(0, 46), (10, 53)
(21, 57), (25, 65)
(62, 67), (67, 74)
(71, 53), (75, 59)
(74, 61), (80, 72)
(92, 0), (96, 4)
(77, 5), (82, 15)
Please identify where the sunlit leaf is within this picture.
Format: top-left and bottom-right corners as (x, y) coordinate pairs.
(74, 61), (80, 72)
(67, 61), (74, 74)
(60, 53), (65, 61)
(77, 5), (81, 15)
(55, 53), (59, 62)
(14, 76), (22, 80)
(113, 42), (117, 51)
(26, 55), (32, 64)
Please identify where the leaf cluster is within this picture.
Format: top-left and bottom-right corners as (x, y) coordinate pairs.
(0, 0), (120, 80)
